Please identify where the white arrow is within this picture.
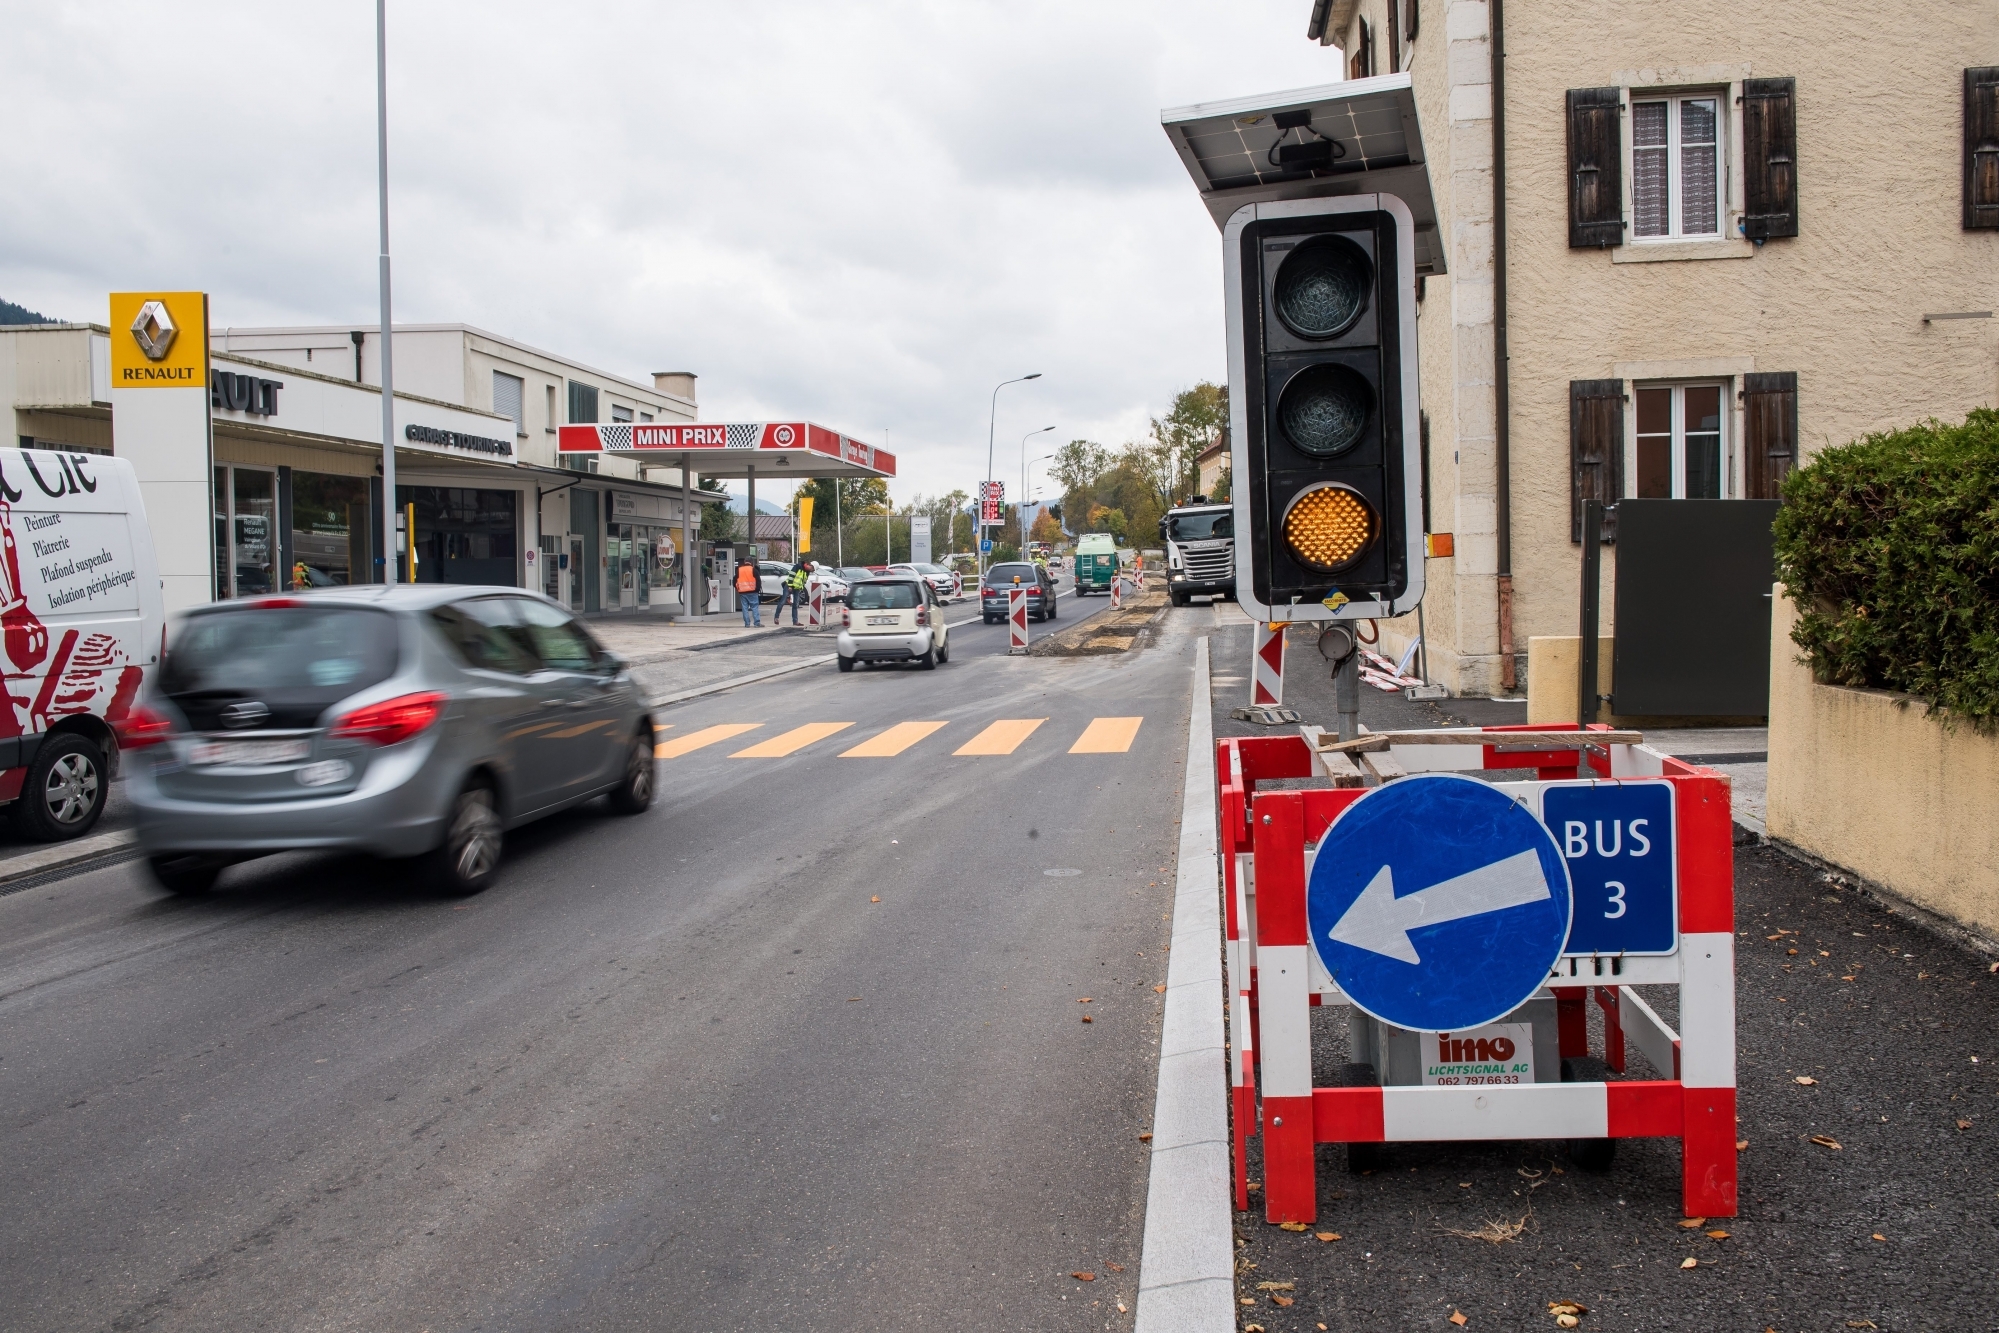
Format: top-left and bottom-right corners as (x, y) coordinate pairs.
(1328, 849), (1551, 965)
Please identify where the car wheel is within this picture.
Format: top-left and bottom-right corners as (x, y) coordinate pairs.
(917, 645), (937, 670)
(937, 639), (949, 664)
(147, 853), (224, 895)
(12, 734), (107, 841)
(837, 655), (855, 673)
(429, 783), (502, 896)
(608, 732), (655, 814)
(1047, 597), (1058, 620)
(1170, 588), (1188, 607)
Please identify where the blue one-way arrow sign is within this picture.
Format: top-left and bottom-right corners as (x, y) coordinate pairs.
(1308, 774), (1574, 1032)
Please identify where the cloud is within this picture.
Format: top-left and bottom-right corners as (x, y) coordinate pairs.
(0, 0), (1342, 500)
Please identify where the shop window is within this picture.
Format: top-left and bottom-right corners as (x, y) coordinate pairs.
(212, 466), (279, 597)
(397, 486), (520, 587)
(290, 471), (371, 587)
(1632, 382), (1726, 499)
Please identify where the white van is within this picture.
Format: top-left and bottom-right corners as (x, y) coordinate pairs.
(0, 449), (164, 839)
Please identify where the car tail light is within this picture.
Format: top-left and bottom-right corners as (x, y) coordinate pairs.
(842, 607), (851, 627)
(115, 704), (177, 749)
(328, 691), (448, 747)
(251, 597), (307, 609)
(916, 606), (929, 626)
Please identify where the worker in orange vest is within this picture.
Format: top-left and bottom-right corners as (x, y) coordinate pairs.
(735, 560), (763, 627)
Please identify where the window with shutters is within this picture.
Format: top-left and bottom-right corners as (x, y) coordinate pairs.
(492, 371), (524, 437)
(567, 381), (599, 425)
(1966, 67), (1999, 230)
(1570, 379), (1625, 543)
(1631, 95), (1724, 239)
(611, 404), (633, 423)
(1631, 382), (1727, 499)
(1348, 18), (1371, 81)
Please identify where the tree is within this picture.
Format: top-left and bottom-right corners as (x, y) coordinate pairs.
(1087, 505), (1129, 544)
(1134, 382), (1229, 511)
(1029, 509), (1063, 546)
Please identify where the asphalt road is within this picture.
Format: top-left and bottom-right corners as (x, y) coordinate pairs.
(1210, 618), (1999, 1333)
(0, 594), (1192, 1333)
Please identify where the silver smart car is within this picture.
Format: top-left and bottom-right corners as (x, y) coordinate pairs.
(123, 585), (654, 895)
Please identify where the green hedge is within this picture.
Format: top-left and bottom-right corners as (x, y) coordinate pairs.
(1773, 407), (1999, 727)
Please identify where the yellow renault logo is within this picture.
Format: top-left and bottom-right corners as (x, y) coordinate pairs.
(129, 299), (177, 361)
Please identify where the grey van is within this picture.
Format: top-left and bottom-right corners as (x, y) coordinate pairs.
(123, 586), (654, 895)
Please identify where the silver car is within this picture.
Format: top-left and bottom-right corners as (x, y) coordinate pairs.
(122, 585), (654, 895)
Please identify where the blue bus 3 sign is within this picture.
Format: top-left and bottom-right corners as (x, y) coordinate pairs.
(1540, 780), (1678, 956)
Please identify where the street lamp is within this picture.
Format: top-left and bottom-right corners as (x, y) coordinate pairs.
(983, 374), (1042, 579)
(1018, 426), (1055, 554)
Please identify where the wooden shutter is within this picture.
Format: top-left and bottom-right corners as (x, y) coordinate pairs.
(1966, 67), (1999, 229)
(1741, 78), (1799, 239)
(1405, 0), (1419, 40)
(1742, 372), (1798, 499)
(1567, 88), (1624, 248)
(1570, 379), (1624, 543)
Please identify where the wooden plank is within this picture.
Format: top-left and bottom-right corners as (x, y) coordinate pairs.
(1300, 725), (1367, 788)
(1359, 750), (1409, 783)
(1313, 728), (1644, 755)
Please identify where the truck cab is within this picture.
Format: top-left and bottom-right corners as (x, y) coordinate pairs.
(1071, 532), (1118, 595)
(1159, 499), (1234, 606)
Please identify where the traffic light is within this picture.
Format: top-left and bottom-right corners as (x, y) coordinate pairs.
(1227, 196), (1423, 622)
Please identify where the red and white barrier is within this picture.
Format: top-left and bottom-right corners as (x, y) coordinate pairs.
(1008, 586), (1028, 655)
(805, 583), (824, 630)
(1252, 622), (1286, 706)
(1217, 725), (1738, 1223)
(1110, 576), (1124, 610)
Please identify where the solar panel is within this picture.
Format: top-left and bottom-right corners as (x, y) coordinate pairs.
(1161, 73), (1445, 275)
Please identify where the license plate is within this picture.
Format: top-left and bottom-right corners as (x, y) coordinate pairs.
(188, 739), (311, 767)
(867, 615), (899, 625)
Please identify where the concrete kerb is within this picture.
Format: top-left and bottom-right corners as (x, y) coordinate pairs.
(0, 827), (139, 889)
(1135, 634), (1234, 1333)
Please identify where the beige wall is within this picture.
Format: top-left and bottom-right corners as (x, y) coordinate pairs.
(1332, 2), (1999, 699)
(1767, 589), (1999, 943)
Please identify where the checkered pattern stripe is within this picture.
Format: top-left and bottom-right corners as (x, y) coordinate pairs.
(726, 423), (762, 449)
(596, 424), (633, 452)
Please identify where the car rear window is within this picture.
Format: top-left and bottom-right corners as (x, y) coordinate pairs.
(985, 564), (1037, 586)
(161, 606), (400, 729)
(848, 582), (920, 610)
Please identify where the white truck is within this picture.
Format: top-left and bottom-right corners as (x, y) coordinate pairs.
(1158, 498), (1235, 607)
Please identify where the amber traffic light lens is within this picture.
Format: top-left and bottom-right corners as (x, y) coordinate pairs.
(1282, 484), (1376, 572)
(1278, 362), (1372, 457)
(1272, 235), (1372, 340)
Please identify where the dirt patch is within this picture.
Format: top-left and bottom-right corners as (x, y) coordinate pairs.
(1028, 586), (1171, 657)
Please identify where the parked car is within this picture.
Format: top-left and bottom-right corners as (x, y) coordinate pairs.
(837, 566), (879, 589)
(805, 565), (850, 603)
(888, 562), (962, 601)
(836, 577), (950, 671)
(758, 560), (792, 601)
(0, 448), (164, 841)
(122, 586), (654, 896)
(980, 562), (1059, 623)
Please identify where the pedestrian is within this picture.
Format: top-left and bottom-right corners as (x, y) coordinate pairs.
(775, 559), (809, 625)
(735, 559), (762, 627)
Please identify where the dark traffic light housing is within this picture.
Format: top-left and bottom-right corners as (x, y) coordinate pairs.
(1226, 196), (1424, 623)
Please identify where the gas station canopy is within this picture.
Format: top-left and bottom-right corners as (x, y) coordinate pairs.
(1160, 72), (1445, 275)
(557, 421), (895, 479)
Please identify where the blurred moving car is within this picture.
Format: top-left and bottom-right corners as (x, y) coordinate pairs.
(887, 562), (962, 601)
(805, 565), (850, 604)
(836, 577), (950, 671)
(123, 586), (654, 896)
(979, 562), (1058, 623)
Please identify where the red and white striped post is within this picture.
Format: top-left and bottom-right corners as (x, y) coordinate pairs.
(1007, 586), (1029, 655)
(1110, 574), (1124, 610)
(805, 582), (824, 630)
(1252, 622), (1287, 706)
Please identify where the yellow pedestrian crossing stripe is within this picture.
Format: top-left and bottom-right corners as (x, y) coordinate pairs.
(953, 719), (1046, 756)
(841, 721), (949, 757)
(652, 717), (1142, 760)
(731, 722), (855, 758)
(1069, 716), (1143, 754)
(655, 723), (760, 758)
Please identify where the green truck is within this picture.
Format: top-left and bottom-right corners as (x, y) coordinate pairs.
(1072, 532), (1119, 595)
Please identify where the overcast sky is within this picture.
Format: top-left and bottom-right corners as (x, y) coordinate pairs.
(1, 1), (1343, 506)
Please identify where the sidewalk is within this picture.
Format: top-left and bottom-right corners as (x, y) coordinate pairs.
(585, 612), (840, 704)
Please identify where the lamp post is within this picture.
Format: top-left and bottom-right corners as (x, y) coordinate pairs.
(983, 374), (1041, 580)
(1020, 441), (1054, 548)
(375, 0), (398, 584)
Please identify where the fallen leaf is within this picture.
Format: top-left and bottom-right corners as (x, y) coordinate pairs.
(1957, 1119), (1973, 1130)
(847, 997), (860, 1002)
(1315, 1232), (1341, 1242)
(1272, 1295), (1295, 1307)
(1107, 1262), (1125, 1272)
(1786, 948), (1798, 956)
(1154, 984), (1167, 993)
(1706, 1230), (1730, 1240)
(1450, 1313), (1468, 1327)
(1081, 1015), (1093, 1023)
(1240, 1297), (1258, 1306)
(1079, 997), (1093, 1003)
(1279, 1222), (1308, 1232)
(870, 896), (880, 903)
(1556, 1318), (1579, 1331)
(1137, 1132), (1153, 1142)
(1842, 975), (1856, 981)
(1810, 1134), (1843, 1150)
(1116, 1303), (1127, 1313)
(1794, 1075), (1818, 1085)
(1680, 1257), (1698, 1269)
(1847, 1321), (1879, 1329)
(1244, 1325), (1265, 1333)
(1678, 1217), (1706, 1229)
(1255, 1281), (1295, 1292)
(1072, 1271), (1095, 1281)
(1247, 1182), (1261, 1192)
(1444, 1211), (1530, 1244)
(1736, 1140), (1750, 1151)
(1459, 1182), (1473, 1189)
(1872, 1233), (1887, 1242)
(1547, 1300), (1589, 1316)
